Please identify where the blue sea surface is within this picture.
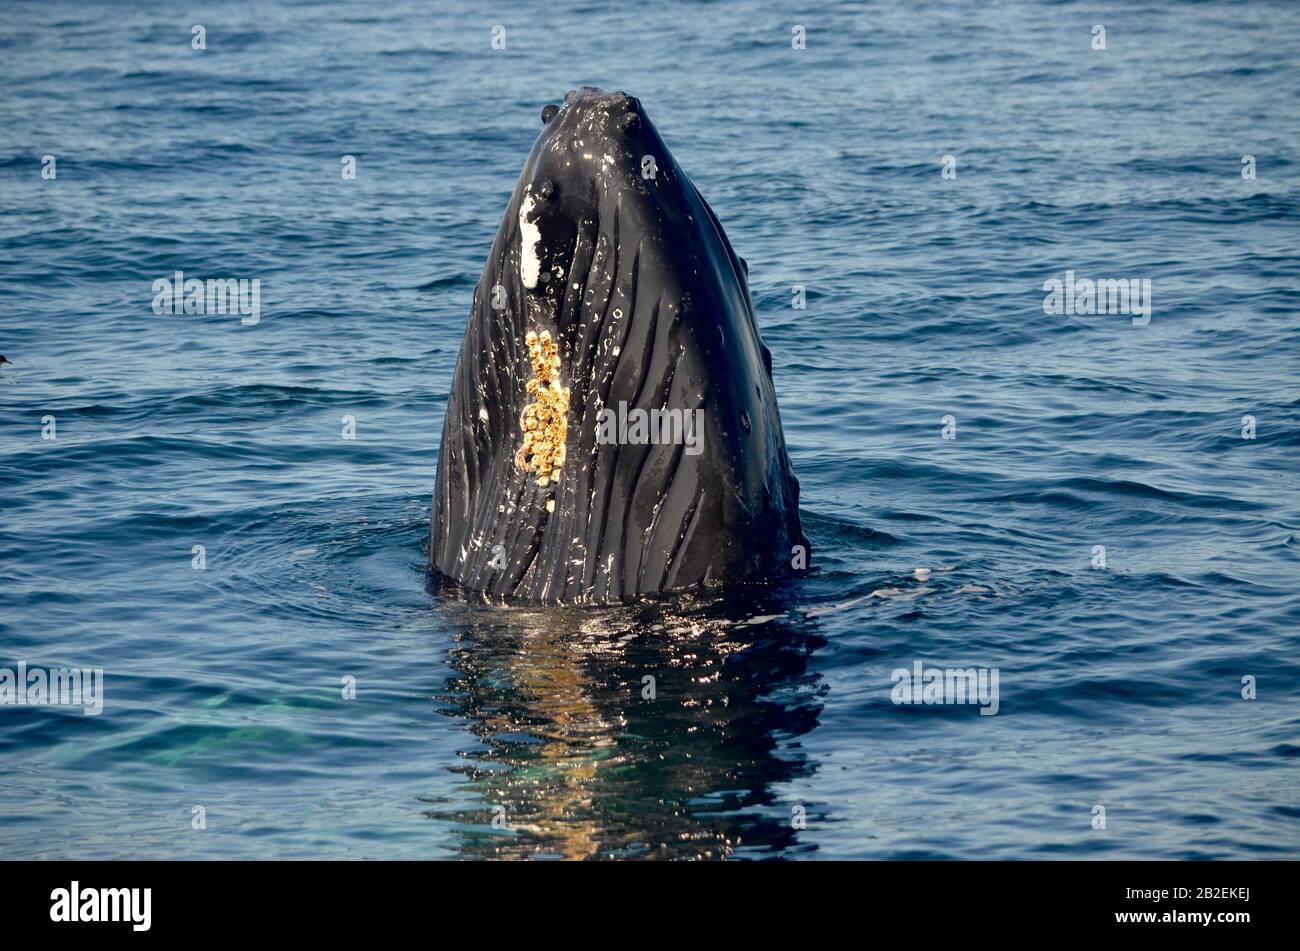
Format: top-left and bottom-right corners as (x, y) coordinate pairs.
(1, 0), (1298, 859)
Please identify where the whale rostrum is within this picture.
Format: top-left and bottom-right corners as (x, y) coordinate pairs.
(430, 87), (808, 603)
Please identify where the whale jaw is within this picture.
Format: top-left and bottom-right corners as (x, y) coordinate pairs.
(430, 89), (807, 604)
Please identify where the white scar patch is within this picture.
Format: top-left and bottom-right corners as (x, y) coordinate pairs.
(519, 190), (542, 289)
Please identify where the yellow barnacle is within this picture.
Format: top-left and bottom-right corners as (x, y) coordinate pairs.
(515, 326), (569, 502)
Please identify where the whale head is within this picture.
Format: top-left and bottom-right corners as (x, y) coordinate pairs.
(431, 87), (808, 604)
(516, 88), (639, 293)
(514, 87), (695, 308)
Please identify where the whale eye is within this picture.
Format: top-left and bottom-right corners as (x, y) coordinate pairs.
(541, 104), (559, 123)
(619, 113), (641, 135)
(537, 180), (555, 201)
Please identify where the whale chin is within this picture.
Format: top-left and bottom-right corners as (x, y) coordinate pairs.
(430, 87), (808, 604)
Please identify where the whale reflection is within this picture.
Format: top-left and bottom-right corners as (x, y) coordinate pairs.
(427, 589), (825, 860)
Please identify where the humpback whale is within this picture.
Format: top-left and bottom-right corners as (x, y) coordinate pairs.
(430, 87), (807, 603)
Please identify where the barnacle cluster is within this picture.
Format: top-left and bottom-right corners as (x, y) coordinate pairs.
(516, 330), (569, 495)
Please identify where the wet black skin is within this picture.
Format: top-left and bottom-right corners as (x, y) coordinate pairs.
(430, 87), (808, 604)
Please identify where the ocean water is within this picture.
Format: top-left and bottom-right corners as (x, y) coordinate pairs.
(2, 0), (1298, 860)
